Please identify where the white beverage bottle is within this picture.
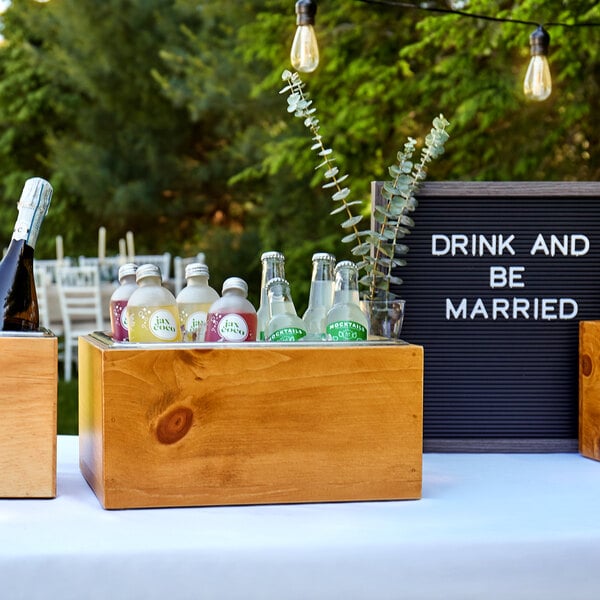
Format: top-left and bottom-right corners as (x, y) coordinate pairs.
(325, 261), (368, 342)
(265, 277), (307, 342)
(176, 263), (220, 342)
(205, 277), (257, 342)
(109, 262), (138, 342)
(302, 252), (335, 341)
(256, 251), (285, 341)
(127, 263), (182, 343)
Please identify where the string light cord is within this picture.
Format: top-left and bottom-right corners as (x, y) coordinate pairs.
(352, 0), (600, 28)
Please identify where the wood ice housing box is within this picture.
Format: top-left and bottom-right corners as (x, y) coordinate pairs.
(579, 321), (600, 460)
(78, 334), (423, 509)
(0, 334), (57, 498)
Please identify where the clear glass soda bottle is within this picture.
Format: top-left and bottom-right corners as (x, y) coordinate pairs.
(325, 261), (368, 341)
(176, 263), (220, 342)
(256, 251), (285, 341)
(265, 277), (307, 342)
(205, 277), (257, 342)
(302, 252), (335, 341)
(127, 263), (182, 343)
(109, 262), (138, 342)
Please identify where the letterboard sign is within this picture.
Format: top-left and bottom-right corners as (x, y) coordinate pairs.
(372, 181), (600, 451)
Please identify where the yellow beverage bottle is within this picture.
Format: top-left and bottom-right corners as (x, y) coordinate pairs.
(127, 263), (182, 343)
(176, 263), (220, 342)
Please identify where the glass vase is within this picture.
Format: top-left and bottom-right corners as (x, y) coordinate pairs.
(360, 296), (405, 340)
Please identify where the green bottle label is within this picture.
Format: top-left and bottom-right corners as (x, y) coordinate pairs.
(269, 326), (307, 342)
(326, 320), (367, 341)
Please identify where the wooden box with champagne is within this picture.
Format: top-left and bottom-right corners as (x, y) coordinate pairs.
(0, 333), (57, 498)
(78, 334), (423, 509)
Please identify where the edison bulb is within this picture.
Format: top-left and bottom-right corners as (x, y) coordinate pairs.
(291, 24), (319, 73)
(524, 55), (552, 101)
(523, 25), (551, 102)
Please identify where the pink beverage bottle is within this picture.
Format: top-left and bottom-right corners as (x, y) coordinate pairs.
(205, 277), (257, 342)
(109, 263), (138, 341)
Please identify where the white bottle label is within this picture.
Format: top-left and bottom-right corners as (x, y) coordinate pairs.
(120, 308), (129, 331)
(149, 309), (179, 341)
(217, 314), (249, 342)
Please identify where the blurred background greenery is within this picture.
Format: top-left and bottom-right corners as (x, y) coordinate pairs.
(1, 0), (598, 432)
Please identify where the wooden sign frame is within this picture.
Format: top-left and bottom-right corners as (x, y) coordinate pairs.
(372, 181), (600, 452)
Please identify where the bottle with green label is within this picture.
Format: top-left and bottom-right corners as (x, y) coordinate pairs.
(256, 251), (285, 341)
(265, 277), (307, 342)
(127, 263), (182, 343)
(302, 252), (335, 341)
(176, 263), (220, 342)
(325, 261), (368, 342)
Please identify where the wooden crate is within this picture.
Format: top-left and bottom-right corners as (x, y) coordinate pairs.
(78, 335), (423, 509)
(0, 334), (57, 498)
(579, 321), (600, 460)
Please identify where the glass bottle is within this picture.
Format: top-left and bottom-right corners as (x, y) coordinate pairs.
(325, 261), (368, 342)
(265, 277), (307, 342)
(109, 263), (138, 342)
(302, 252), (335, 341)
(0, 177), (53, 332)
(205, 277), (257, 342)
(127, 263), (182, 343)
(256, 251), (285, 341)
(176, 263), (220, 342)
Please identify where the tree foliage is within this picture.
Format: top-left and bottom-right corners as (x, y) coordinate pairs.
(0, 0), (598, 307)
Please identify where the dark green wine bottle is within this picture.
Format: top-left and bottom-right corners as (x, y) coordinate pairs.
(0, 178), (53, 332)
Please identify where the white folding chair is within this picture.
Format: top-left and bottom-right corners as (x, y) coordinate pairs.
(33, 267), (52, 332)
(78, 255), (123, 283)
(33, 257), (72, 283)
(56, 265), (105, 382)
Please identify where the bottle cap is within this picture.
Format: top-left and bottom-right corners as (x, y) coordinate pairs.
(266, 276), (289, 291)
(118, 263), (138, 281)
(312, 252), (335, 262)
(185, 263), (209, 279)
(136, 263), (162, 282)
(222, 277), (248, 296)
(261, 251), (285, 262)
(335, 260), (357, 272)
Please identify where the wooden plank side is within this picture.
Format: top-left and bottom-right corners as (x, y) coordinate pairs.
(78, 336), (107, 504)
(0, 336), (57, 498)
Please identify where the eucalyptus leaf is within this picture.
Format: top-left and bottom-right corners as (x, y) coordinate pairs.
(341, 215), (363, 228)
(279, 69), (449, 302)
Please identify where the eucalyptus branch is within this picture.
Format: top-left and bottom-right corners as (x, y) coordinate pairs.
(367, 115), (449, 300)
(280, 70), (366, 247)
(279, 69), (450, 303)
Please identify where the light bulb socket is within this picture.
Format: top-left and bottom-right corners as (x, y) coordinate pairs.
(529, 25), (550, 57)
(295, 0), (317, 26)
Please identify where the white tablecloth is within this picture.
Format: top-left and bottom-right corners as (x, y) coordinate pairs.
(2, 436), (600, 599)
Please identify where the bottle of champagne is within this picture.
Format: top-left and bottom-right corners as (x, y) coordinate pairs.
(0, 177), (53, 332)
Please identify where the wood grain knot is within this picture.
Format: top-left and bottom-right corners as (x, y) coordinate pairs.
(156, 407), (193, 444)
(582, 354), (593, 377)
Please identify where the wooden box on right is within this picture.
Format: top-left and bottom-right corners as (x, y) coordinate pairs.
(579, 321), (600, 460)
